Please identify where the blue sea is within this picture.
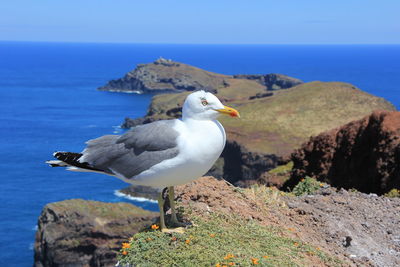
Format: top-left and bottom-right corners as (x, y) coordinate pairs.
(0, 42), (399, 266)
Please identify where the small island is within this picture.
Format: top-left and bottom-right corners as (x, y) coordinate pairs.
(98, 57), (303, 94)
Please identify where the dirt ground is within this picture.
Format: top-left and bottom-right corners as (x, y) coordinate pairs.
(175, 177), (400, 267)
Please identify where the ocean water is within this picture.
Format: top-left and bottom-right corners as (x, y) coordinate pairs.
(0, 42), (399, 266)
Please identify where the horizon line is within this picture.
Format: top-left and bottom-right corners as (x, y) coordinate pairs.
(1, 40), (400, 46)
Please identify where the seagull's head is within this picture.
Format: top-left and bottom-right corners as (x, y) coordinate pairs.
(182, 90), (240, 121)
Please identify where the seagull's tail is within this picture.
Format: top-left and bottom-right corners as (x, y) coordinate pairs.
(46, 151), (104, 173)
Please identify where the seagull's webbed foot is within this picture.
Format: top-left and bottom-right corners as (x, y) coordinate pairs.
(161, 227), (185, 234)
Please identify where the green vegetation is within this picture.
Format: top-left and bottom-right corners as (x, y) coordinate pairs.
(384, 188), (400, 198)
(268, 161), (294, 175)
(117, 213), (339, 267)
(220, 82), (395, 154)
(292, 177), (323, 196)
(49, 199), (155, 220)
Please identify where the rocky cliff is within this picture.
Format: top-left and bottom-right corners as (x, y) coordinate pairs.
(233, 73), (303, 90)
(286, 110), (400, 194)
(34, 199), (157, 267)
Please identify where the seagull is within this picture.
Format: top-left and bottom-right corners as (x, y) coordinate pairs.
(47, 90), (240, 232)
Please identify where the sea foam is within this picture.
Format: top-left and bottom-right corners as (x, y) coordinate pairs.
(114, 190), (158, 203)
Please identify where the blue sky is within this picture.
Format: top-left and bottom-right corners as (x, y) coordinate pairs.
(0, 0), (399, 44)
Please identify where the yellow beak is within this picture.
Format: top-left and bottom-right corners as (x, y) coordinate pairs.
(215, 105), (240, 118)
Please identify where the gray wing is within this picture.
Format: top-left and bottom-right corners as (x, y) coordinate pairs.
(80, 120), (180, 178)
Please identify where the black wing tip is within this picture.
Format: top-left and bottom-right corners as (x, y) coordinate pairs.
(54, 151), (83, 162)
(52, 151), (106, 173)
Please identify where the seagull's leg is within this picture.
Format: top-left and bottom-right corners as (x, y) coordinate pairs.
(168, 186), (181, 226)
(157, 187), (185, 233)
(157, 191), (167, 230)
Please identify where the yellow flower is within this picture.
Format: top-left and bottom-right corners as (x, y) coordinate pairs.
(122, 242), (130, 249)
(316, 247), (321, 251)
(319, 183), (324, 187)
(224, 254), (234, 260)
(228, 262), (235, 266)
(209, 233), (216, 238)
(122, 250), (128, 256)
(151, 224), (159, 230)
(262, 256), (269, 259)
(215, 263), (221, 267)
(185, 239), (191, 244)
(251, 258), (259, 265)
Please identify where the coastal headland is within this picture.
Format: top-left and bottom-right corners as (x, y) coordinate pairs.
(34, 59), (400, 267)
(102, 58), (395, 189)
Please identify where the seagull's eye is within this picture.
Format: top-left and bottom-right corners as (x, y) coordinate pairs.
(201, 99), (208, 106)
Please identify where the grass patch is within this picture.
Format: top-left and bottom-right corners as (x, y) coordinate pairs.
(117, 213), (340, 267)
(384, 188), (400, 198)
(244, 185), (288, 209)
(268, 161), (294, 175)
(292, 177), (323, 196)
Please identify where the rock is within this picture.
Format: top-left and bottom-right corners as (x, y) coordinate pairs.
(248, 92), (274, 100)
(121, 117), (156, 128)
(98, 58), (230, 93)
(287, 110), (400, 194)
(153, 57), (180, 67)
(279, 187), (400, 267)
(34, 199), (157, 267)
(343, 236), (352, 247)
(221, 140), (282, 185)
(176, 176), (400, 267)
(233, 73), (303, 90)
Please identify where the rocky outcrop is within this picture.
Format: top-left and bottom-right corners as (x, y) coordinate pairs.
(121, 116), (156, 129)
(233, 73), (303, 90)
(98, 58), (230, 93)
(175, 177), (400, 267)
(286, 111), (400, 194)
(34, 199), (157, 267)
(99, 58), (303, 94)
(220, 141), (283, 186)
